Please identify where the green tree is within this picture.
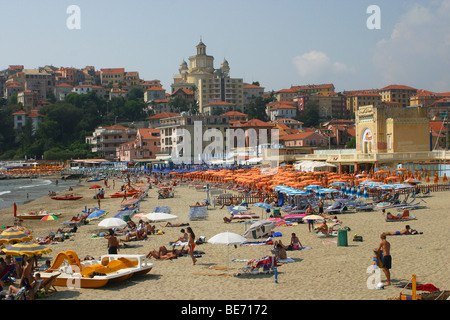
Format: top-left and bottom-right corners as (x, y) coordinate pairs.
(247, 96), (272, 121)
(297, 101), (320, 127)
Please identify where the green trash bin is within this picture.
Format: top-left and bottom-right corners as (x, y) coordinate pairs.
(123, 215), (130, 222)
(337, 228), (348, 247)
(273, 208), (280, 216)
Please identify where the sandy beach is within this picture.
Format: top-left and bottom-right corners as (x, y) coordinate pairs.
(0, 177), (448, 301)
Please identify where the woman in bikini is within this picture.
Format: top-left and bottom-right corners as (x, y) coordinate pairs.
(186, 227), (197, 265)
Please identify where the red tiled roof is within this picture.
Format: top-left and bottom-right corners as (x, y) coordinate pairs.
(146, 86), (165, 91)
(101, 68), (125, 74)
(221, 111), (247, 116)
(146, 112), (180, 120)
(243, 84), (263, 89)
(270, 104), (297, 110)
(380, 85), (417, 91)
(12, 110), (27, 115)
(267, 101), (296, 106)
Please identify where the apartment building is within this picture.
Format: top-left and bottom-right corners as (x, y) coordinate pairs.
(379, 85), (417, 107)
(291, 83), (335, 96)
(12, 109), (44, 134)
(117, 128), (160, 161)
(124, 71), (140, 87)
(243, 84), (265, 110)
(157, 114), (230, 161)
(345, 91), (381, 114)
(87, 125), (137, 160)
(100, 68), (125, 86)
(54, 83), (74, 100)
(17, 90), (39, 108)
(269, 104), (297, 121)
(273, 88), (296, 102)
(297, 93), (347, 120)
(144, 86), (166, 102)
(202, 101), (236, 115)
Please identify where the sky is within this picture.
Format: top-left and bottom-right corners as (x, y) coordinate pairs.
(1, 0), (449, 93)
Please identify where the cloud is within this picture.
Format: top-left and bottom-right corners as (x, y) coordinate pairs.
(373, 0), (450, 91)
(292, 51), (355, 79)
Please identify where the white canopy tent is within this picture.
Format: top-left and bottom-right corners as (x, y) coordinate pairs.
(294, 160), (337, 172)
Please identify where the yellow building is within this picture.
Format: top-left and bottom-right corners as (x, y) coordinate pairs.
(356, 102), (429, 154)
(344, 91), (381, 114)
(379, 85), (417, 107)
(100, 68), (125, 86)
(291, 83), (335, 96)
(172, 40), (244, 113)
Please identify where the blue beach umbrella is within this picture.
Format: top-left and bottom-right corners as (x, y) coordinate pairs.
(253, 202), (274, 210)
(363, 188), (369, 199)
(86, 210), (108, 221)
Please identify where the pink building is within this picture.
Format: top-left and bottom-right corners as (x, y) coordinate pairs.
(117, 128), (161, 161)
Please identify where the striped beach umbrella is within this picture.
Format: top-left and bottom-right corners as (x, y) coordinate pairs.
(0, 227), (33, 244)
(1, 241), (52, 257)
(40, 215), (59, 221)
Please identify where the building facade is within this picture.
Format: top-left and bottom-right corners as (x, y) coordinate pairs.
(172, 40), (244, 113)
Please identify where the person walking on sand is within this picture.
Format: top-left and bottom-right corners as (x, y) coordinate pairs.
(186, 227), (197, 265)
(374, 233), (392, 286)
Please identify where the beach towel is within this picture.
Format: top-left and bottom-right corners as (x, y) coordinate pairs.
(170, 241), (188, 247)
(240, 240), (273, 246)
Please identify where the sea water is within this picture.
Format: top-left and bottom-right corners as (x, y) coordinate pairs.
(0, 178), (81, 210)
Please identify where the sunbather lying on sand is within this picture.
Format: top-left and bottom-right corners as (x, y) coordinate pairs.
(146, 246), (187, 260)
(384, 225), (422, 236)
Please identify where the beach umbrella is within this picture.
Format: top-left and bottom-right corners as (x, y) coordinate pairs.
(356, 187), (362, 198)
(0, 227), (33, 244)
(376, 202), (392, 209)
(232, 205), (248, 212)
(242, 220), (277, 239)
(404, 178), (420, 185)
(363, 188), (369, 199)
(89, 185), (102, 189)
(40, 215), (59, 221)
(98, 217), (127, 229)
(143, 212), (178, 222)
(143, 212), (178, 249)
(253, 202), (274, 210)
(86, 210), (108, 221)
(208, 232), (247, 273)
(1, 241), (52, 257)
(303, 214), (324, 221)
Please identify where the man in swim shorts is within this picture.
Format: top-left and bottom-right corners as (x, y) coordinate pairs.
(374, 233), (392, 285)
(385, 225), (412, 236)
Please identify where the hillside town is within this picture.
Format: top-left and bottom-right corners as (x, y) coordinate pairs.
(1, 40), (449, 174)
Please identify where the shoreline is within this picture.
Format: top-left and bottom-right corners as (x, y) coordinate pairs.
(0, 177), (448, 300)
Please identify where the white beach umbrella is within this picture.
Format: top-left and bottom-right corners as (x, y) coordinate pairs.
(98, 218), (127, 229)
(208, 232), (247, 273)
(143, 212), (178, 249)
(143, 212), (178, 222)
(303, 214), (324, 220)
